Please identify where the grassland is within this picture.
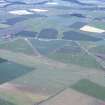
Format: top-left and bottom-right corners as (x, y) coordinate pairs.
(0, 38), (102, 70)
(1, 1), (105, 105)
(0, 23), (10, 29)
(24, 17), (70, 39)
(0, 82), (49, 105)
(0, 58), (7, 63)
(0, 39), (35, 55)
(71, 79), (105, 101)
(29, 39), (102, 69)
(29, 39), (67, 55)
(89, 45), (105, 54)
(0, 45), (104, 105)
(47, 52), (102, 69)
(0, 61), (33, 84)
(0, 98), (16, 105)
(90, 21), (105, 30)
(38, 88), (104, 105)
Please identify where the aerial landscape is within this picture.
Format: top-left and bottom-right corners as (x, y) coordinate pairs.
(0, 0), (105, 105)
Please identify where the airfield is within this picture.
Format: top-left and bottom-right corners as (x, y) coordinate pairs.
(0, 0), (105, 105)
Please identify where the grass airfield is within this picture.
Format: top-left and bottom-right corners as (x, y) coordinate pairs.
(0, 0), (105, 105)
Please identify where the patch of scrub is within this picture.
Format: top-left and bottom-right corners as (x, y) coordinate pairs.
(71, 79), (105, 101)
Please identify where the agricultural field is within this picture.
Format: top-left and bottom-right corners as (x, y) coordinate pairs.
(15, 31), (37, 38)
(39, 88), (104, 105)
(0, 38), (36, 55)
(29, 39), (67, 55)
(89, 21), (105, 30)
(0, 59), (33, 84)
(79, 41), (105, 66)
(71, 79), (105, 101)
(62, 30), (102, 41)
(47, 41), (102, 69)
(0, 23), (10, 29)
(0, 0), (105, 105)
(38, 28), (58, 39)
(0, 98), (16, 105)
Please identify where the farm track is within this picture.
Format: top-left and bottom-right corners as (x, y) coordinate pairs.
(75, 41), (105, 70)
(24, 38), (41, 56)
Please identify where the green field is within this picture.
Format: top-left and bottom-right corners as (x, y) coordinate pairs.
(0, 98), (16, 105)
(0, 23), (10, 29)
(0, 39), (35, 55)
(0, 1), (105, 105)
(71, 79), (105, 101)
(29, 39), (102, 69)
(0, 58), (7, 63)
(24, 17), (70, 39)
(47, 48), (102, 69)
(90, 21), (105, 30)
(89, 45), (105, 54)
(0, 59), (33, 84)
(29, 39), (67, 55)
(0, 43), (104, 105)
